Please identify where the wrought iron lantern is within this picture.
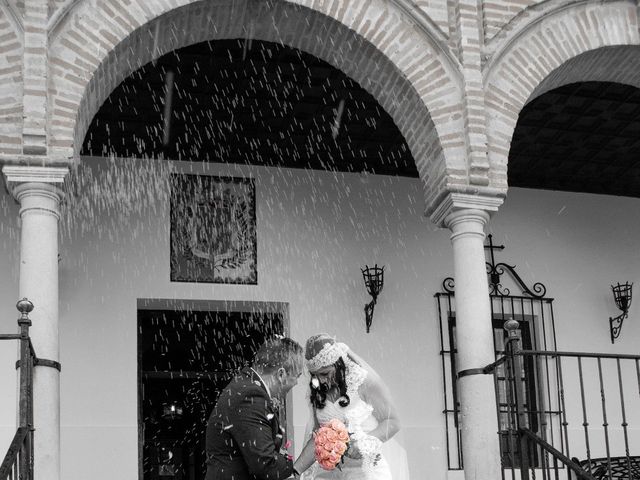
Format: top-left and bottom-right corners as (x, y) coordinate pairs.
(610, 282), (632, 343)
(361, 264), (384, 333)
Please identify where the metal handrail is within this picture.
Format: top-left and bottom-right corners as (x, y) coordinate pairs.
(519, 428), (598, 480)
(0, 299), (36, 480)
(0, 428), (29, 479)
(499, 320), (640, 480)
(517, 349), (640, 360)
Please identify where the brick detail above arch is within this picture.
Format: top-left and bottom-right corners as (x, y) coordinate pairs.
(48, 0), (68, 20)
(482, 0), (541, 42)
(0, 3), (23, 156)
(414, 0), (450, 37)
(7, 0), (24, 17)
(483, 0), (640, 191)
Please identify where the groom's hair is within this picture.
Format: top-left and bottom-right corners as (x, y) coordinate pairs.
(309, 357), (350, 409)
(252, 336), (303, 374)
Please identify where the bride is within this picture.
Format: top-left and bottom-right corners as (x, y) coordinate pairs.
(293, 334), (407, 480)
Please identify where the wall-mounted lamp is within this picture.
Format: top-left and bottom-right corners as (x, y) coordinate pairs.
(362, 264), (384, 333)
(610, 282), (632, 343)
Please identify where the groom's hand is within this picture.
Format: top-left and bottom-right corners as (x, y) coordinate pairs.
(287, 467), (301, 478)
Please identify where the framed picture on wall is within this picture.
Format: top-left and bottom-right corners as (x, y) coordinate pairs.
(170, 174), (257, 284)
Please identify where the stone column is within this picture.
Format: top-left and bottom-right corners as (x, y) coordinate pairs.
(432, 193), (503, 480)
(3, 165), (68, 480)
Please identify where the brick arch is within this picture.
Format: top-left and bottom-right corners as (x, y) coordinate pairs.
(528, 46), (640, 101)
(0, 2), (22, 155)
(48, 0), (465, 212)
(483, 0), (640, 191)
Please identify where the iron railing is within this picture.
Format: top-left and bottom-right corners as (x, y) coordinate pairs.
(499, 320), (640, 480)
(0, 299), (35, 480)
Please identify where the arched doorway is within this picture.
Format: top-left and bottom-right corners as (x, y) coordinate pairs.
(66, 22), (441, 479)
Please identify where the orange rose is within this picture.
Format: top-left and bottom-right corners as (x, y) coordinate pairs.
(328, 419), (345, 430)
(333, 441), (347, 455)
(315, 421), (350, 468)
(325, 429), (339, 442)
(319, 458), (336, 470)
(315, 430), (328, 445)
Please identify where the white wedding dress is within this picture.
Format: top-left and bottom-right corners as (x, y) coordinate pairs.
(301, 357), (409, 480)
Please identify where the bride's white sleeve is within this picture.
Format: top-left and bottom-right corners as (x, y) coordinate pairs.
(380, 432), (411, 480)
(299, 462), (320, 479)
(298, 394), (320, 479)
(348, 348), (411, 480)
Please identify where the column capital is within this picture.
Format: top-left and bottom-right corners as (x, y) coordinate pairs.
(430, 192), (503, 227)
(3, 166), (68, 200)
(3, 165), (68, 184)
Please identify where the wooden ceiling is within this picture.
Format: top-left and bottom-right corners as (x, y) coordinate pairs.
(510, 81), (640, 197)
(83, 39), (640, 198)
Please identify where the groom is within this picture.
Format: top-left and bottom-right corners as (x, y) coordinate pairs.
(205, 336), (304, 480)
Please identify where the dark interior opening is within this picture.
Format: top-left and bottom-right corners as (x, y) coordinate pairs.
(82, 39), (415, 177)
(137, 308), (284, 480)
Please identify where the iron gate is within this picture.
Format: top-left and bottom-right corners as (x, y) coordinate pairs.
(436, 235), (562, 470)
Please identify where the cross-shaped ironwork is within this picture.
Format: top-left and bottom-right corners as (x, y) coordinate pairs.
(484, 234), (505, 276)
(483, 234), (546, 298)
(441, 235), (547, 298)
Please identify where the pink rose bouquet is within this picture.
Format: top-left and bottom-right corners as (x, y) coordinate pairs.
(313, 419), (350, 470)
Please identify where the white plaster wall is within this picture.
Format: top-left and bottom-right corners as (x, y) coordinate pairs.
(0, 159), (639, 479)
(50, 157), (450, 480)
(489, 190), (640, 354)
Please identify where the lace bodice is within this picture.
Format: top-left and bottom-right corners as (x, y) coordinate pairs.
(308, 359), (391, 479)
(315, 359), (377, 435)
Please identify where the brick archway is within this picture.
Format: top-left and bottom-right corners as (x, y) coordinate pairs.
(48, 0), (465, 212)
(0, 3), (23, 156)
(528, 46), (640, 101)
(483, 0), (640, 191)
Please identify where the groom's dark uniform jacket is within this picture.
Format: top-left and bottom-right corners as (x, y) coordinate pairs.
(205, 367), (294, 480)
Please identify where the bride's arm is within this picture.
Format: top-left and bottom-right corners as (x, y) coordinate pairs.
(360, 373), (401, 442)
(293, 412), (319, 474)
(293, 436), (317, 475)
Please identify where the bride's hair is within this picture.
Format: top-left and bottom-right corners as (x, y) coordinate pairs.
(309, 357), (350, 409)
